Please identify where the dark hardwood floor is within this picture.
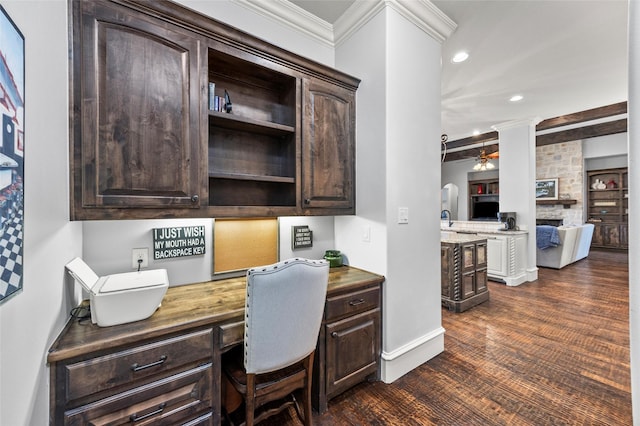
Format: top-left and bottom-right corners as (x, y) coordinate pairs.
(262, 248), (631, 425)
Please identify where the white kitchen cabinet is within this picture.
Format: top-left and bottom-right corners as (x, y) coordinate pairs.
(479, 233), (527, 286)
(485, 235), (508, 277)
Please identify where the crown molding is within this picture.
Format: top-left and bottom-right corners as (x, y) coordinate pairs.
(333, 0), (385, 46)
(233, 0), (457, 49)
(232, 0), (335, 47)
(386, 0), (456, 43)
(492, 117), (542, 132)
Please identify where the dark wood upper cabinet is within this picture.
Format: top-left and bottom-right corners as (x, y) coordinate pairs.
(70, 0), (206, 219)
(69, 0), (359, 220)
(302, 78), (356, 214)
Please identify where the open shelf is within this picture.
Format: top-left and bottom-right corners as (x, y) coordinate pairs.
(208, 111), (295, 136)
(207, 48), (298, 209)
(208, 172), (295, 184)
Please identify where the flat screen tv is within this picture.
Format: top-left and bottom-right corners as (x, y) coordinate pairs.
(472, 201), (499, 221)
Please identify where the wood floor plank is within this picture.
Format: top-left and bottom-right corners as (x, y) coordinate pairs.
(256, 249), (631, 425)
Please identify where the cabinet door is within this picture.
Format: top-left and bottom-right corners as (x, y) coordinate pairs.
(71, 1), (205, 217)
(302, 78), (355, 212)
(325, 310), (380, 399)
(476, 269), (488, 293)
(461, 271), (476, 299)
(592, 223), (620, 248)
(486, 236), (508, 277)
(619, 224), (629, 248)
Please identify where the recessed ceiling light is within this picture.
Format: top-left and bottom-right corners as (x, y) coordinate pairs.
(452, 51), (469, 63)
(510, 94), (524, 102)
(472, 130), (481, 136)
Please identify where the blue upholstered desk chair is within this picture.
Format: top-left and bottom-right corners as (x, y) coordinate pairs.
(223, 258), (329, 426)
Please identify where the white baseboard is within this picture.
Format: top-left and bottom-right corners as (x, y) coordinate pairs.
(505, 272), (527, 286)
(380, 326), (445, 383)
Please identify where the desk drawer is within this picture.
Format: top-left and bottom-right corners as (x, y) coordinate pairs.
(325, 286), (380, 321)
(219, 321), (244, 349)
(65, 328), (213, 402)
(65, 363), (213, 425)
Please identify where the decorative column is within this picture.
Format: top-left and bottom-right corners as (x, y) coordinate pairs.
(493, 118), (540, 283)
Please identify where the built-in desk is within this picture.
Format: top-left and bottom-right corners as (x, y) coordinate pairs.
(48, 266), (383, 425)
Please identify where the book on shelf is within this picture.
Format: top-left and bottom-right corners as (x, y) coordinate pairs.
(208, 83), (231, 113)
(208, 82), (215, 111)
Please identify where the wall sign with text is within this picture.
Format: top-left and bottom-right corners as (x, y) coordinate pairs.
(292, 225), (313, 250)
(153, 226), (206, 260)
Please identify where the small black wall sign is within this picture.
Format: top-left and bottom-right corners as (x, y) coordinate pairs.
(292, 225), (313, 250)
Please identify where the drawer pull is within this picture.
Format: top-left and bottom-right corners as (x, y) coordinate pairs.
(131, 355), (167, 372)
(130, 403), (166, 422)
(331, 332), (338, 338)
(349, 298), (365, 306)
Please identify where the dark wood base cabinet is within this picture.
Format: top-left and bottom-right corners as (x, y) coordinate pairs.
(50, 329), (216, 425)
(48, 266), (383, 425)
(313, 282), (382, 413)
(441, 238), (489, 313)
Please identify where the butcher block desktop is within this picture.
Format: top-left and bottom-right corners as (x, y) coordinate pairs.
(48, 266), (383, 425)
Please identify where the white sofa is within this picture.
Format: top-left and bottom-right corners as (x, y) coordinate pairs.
(536, 224), (595, 269)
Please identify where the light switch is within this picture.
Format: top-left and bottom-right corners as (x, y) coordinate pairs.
(362, 226), (371, 242)
(398, 207), (409, 224)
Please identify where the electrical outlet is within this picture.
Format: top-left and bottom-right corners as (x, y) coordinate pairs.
(132, 248), (149, 269)
(398, 207), (409, 224)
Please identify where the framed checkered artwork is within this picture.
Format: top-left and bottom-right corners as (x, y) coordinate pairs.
(0, 5), (24, 304)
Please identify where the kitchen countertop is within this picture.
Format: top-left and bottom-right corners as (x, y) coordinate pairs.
(441, 231), (487, 244)
(441, 228), (528, 236)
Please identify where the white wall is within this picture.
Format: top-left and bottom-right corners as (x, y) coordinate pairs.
(495, 121), (539, 282)
(383, 9), (444, 381)
(583, 132), (628, 159)
(334, 8), (387, 275)
(278, 216), (336, 261)
(82, 216), (335, 286)
(337, 6), (444, 382)
(0, 1), (82, 425)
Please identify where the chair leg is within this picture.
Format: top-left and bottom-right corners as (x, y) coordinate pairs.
(246, 374), (256, 426)
(303, 353), (314, 426)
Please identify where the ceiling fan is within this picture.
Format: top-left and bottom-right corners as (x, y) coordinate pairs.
(473, 146), (497, 171)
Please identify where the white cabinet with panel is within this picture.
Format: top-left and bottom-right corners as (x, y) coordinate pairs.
(479, 233), (527, 286)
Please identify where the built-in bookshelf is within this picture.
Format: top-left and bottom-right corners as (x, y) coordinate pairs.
(587, 167), (628, 249)
(468, 178), (499, 221)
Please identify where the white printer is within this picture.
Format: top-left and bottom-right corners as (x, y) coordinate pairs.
(65, 257), (169, 327)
